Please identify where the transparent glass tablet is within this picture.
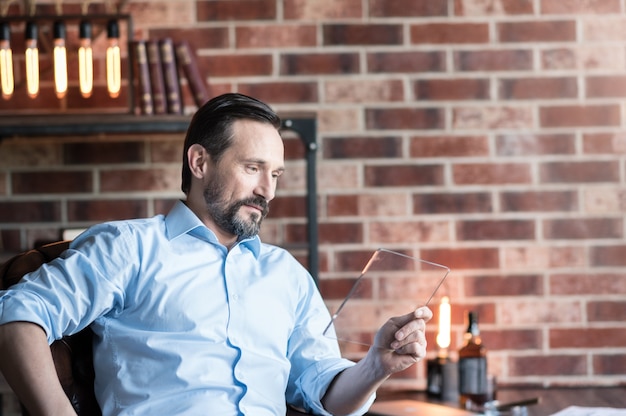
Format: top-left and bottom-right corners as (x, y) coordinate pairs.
(323, 248), (450, 353)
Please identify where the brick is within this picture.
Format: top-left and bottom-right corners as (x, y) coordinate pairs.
(458, 219), (535, 241)
(0, 229), (21, 252)
(67, 199), (148, 222)
(540, 161), (619, 184)
(496, 133), (576, 156)
(0, 172), (6, 195)
(318, 164), (360, 190)
(584, 17), (626, 41)
(542, 46), (626, 71)
(551, 273), (626, 296)
(323, 136), (402, 159)
(334, 249), (387, 273)
(0, 201), (61, 223)
(324, 79), (404, 103)
(319, 277), (369, 301)
(238, 82), (318, 103)
(323, 24), (403, 46)
(13, 171), (93, 194)
(588, 301), (626, 322)
(317, 108), (361, 132)
(504, 246), (585, 270)
(502, 299), (582, 325)
(414, 78), (490, 100)
(483, 329), (542, 350)
(453, 163), (531, 185)
(420, 248), (499, 270)
(148, 28), (228, 50)
(410, 23), (489, 44)
(237, 25), (317, 48)
(268, 195), (306, 218)
(370, 0), (447, 17)
(367, 51), (446, 73)
(100, 167), (179, 192)
(550, 327), (626, 348)
(365, 164), (444, 187)
(498, 21), (576, 43)
(465, 274), (542, 297)
(199, 54), (273, 77)
(541, 0), (620, 14)
(583, 187), (626, 214)
(151, 140), (183, 163)
(283, 223), (307, 245)
(594, 354), (626, 375)
(544, 218), (622, 240)
(583, 132), (626, 154)
(196, 0), (276, 21)
(318, 222), (363, 244)
(413, 192), (492, 214)
(281, 52), (359, 75)
(501, 191), (578, 212)
(369, 220), (450, 244)
(586, 75), (626, 98)
(0, 142), (60, 168)
(499, 77), (577, 100)
(510, 355), (586, 376)
(410, 135), (489, 157)
(455, 50), (533, 71)
(128, 2), (194, 27)
(284, 0), (363, 19)
(365, 108), (444, 130)
(326, 194), (408, 217)
(453, 106), (533, 129)
(454, 0), (534, 16)
(153, 198), (178, 215)
(327, 195), (359, 216)
(590, 245), (626, 267)
(63, 142), (145, 165)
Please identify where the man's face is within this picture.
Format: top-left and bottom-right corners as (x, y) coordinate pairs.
(202, 119), (285, 240)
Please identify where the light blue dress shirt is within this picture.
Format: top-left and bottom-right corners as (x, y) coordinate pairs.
(0, 201), (374, 415)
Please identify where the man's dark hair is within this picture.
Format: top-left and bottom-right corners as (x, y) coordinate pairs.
(181, 93), (282, 194)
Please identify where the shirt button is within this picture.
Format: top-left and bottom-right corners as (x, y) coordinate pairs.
(232, 294), (239, 301)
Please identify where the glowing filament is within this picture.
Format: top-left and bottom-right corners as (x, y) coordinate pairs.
(25, 21), (38, 99)
(0, 22), (13, 100)
(53, 21), (67, 99)
(106, 20), (121, 98)
(78, 20), (93, 98)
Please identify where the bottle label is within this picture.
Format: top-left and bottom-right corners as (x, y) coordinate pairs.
(458, 357), (487, 394)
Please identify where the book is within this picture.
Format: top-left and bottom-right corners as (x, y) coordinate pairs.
(159, 38), (183, 114)
(132, 40), (153, 115)
(146, 40), (167, 115)
(175, 40), (210, 108)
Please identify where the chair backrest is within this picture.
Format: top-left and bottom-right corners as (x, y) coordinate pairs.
(0, 241), (101, 416)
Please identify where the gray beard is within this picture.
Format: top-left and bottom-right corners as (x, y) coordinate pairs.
(203, 179), (268, 240)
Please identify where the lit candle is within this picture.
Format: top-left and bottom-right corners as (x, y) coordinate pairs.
(436, 296), (451, 357)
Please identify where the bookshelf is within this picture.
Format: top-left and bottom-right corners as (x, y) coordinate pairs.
(0, 113), (319, 282)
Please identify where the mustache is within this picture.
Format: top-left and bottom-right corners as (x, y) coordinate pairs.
(237, 196), (269, 216)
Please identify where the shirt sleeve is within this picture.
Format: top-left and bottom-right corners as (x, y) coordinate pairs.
(0, 223), (134, 344)
(285, 268), (375, 416)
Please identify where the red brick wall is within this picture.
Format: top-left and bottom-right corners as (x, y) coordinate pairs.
(1, 0), (626, 390)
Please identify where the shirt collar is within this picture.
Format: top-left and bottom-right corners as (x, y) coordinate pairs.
(165, 200), (261, 257)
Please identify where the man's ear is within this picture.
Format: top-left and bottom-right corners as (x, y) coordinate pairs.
(187, 144), (209, 180)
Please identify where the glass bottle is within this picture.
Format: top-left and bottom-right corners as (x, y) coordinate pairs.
(458, 311), (488, 409)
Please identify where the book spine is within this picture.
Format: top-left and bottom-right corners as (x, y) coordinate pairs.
(175, 40), (210, 108)
(132, 40), (153, 115)
(146, 40), (167, 115)
(159, 38), (183, 114)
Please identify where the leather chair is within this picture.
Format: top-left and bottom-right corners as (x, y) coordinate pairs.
(0, 241), (100, 415)
(0, 241), (313, 416)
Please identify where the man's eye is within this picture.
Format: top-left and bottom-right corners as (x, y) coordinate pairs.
(246, 165), (259, 173)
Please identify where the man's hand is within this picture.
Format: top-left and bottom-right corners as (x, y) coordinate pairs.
(321, 306), (433, 415)
(368, 306), (433, 376)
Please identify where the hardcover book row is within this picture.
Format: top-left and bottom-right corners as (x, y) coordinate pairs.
(132, 38), (210, 115)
